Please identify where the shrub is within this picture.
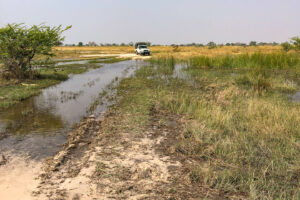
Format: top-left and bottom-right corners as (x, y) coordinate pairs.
(0, 23), (71, 79)
(291, 37), (300, 51)
(207, 41), (217, 49)
(281, 42), (292, 52)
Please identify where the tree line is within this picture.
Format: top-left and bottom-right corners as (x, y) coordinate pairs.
(64, 41), (283, 47)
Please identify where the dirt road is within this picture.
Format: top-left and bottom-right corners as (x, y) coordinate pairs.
(32, 105), (212, 200)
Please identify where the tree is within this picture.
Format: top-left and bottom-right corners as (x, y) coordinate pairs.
(207, 41), (217, 49)
(78, 42), (83, 46)
(249, 41), (257, 46)
(0, 23), (71, 79)
(88, 41), (97, 46)
(281, 37), (300, 52)
(291, 37), (300, 51)
(281, 42), (292, 52)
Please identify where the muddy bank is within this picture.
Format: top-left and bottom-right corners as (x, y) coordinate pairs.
(33, 102), (226, 199)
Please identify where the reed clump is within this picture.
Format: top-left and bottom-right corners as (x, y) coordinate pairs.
(187, 52), (300, 70)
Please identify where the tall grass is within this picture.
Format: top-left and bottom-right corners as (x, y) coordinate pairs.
(183, 53), (300, 93)
(187, 52), (300, 70)
(150, 56), (175, 75)
(156, 82), (300, 199)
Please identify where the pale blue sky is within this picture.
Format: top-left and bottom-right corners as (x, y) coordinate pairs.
(0, 0), (300, 44)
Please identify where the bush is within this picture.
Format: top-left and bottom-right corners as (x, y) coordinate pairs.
(0, 23), (71, 79)
(281, 42), (292, 52)
(249, 41), (257, 46)
(207, 41), (217, 49)
(291, 37), (300, 51)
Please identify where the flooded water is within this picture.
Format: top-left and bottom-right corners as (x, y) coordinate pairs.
(290, 91), (300, 102)
(0, 60), (144, 159)
(173, 63), (188, 79)
(55, 57), (111, 66)
(56, 60), (89, 66)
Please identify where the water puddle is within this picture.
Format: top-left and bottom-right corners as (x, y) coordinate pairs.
(173, 63), (188, 79)
(0, 60), (144, 159)
(289, 91), (300, 102)
(55, 57), (112, 66)
(56, 60), (89, 66)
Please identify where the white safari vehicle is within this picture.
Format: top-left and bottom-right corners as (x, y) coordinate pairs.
(135, 43), (151, 56)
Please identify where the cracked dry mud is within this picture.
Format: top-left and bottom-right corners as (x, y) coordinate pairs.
(33, 106), (211, 200)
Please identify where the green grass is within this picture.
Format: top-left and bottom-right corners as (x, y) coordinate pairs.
(112, 55), (300, 199)
(155, 71), (300, 199)
(186, 52), (300, 70)
(0, 63), (100, 110)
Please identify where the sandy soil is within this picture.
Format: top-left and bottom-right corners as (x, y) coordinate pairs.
(0, 154), (42, 200)
(29, 103), (219, 200)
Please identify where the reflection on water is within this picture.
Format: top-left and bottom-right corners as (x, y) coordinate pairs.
(55, 57), (111, 66)
(173, 63), (188, 79)
(2, 98), (64, 135)
(55, 60), (88, 66)
(0, 60), (144, 159)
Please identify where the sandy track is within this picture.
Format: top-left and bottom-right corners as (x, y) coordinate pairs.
(33, 105), (211, 199)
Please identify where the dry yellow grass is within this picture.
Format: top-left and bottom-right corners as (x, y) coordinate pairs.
(53, 45), (283, 59)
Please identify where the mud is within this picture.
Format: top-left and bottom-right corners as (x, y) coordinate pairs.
(33, 104), (219, 199)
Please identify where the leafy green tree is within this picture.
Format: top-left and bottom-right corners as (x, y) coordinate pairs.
(0, 23), (71, 79)
(249, 41), (257, 46)
(281, 42), (292, 52)
(207, 41), (217, 49)
(291, 37), (300, 51)
(78, 42), (83, 46)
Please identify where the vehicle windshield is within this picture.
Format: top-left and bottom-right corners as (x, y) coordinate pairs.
(139, 45), (147, 49)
